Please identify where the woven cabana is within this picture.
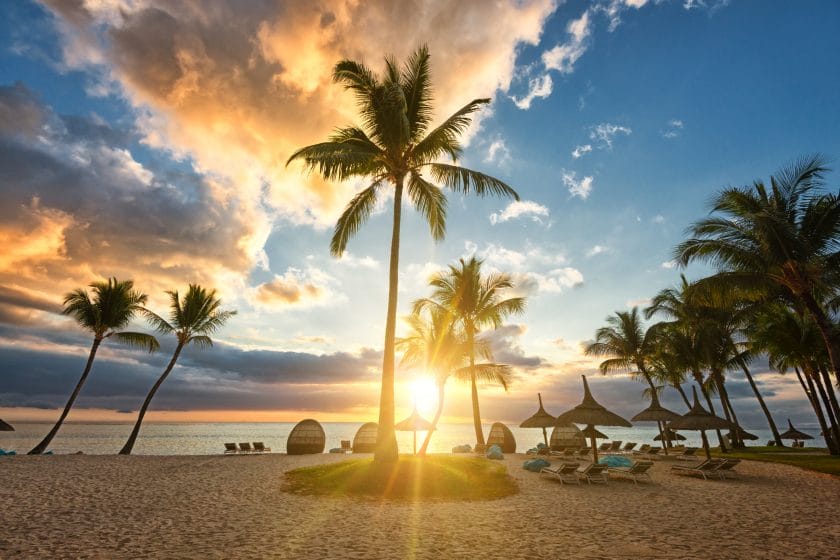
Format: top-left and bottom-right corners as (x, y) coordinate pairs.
(0, 419), (13, 432)
(669, 386), (731, 460)
(519, 393), (556, 447)
(549, 423), (586, 450)
(352, 422), (378, 453)
(487, 422), (516, 453)
(286, 419), (326, 455)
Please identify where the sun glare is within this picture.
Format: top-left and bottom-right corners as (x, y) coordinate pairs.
(407, 377), (438, 415)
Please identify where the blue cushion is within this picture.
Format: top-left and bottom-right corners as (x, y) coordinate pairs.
(486, 444), (504, 460)
(523, 458), (551, 472)
(598, 455), (632, 467)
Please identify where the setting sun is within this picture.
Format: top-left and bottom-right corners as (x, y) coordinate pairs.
(407, 377), (439, 416)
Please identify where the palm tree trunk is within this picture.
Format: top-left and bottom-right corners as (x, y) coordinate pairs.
(818, 365), (840, 447)
(739, 360), (783, 446)
(29, 338), (102, 454)
(374, 177), (404, 464)
(802, 366), (838, 455)
(418, 381), (446, 457)
(673, 383), (691, 409)
(119, 343), (184, 455)
(801, 292), (840, 386)
(812, 370), (839, 454)
(714, 375), (743, 448)
(639, 366), (668, 455)
(468, 329), (485, 447)
(693, 370), (727, 451)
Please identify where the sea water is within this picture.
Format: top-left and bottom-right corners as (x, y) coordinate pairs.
(0, 422), (784, 455)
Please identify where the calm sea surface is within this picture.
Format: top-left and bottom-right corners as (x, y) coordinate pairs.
(0, 422), (785, 455)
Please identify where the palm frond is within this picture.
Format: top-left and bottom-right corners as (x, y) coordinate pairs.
(111, 331), (160, 353)
(330, 181), (382, 257)
(411, 98), (490, 163)
(428, 163), (519, 200)
(407, 171), (447, 241)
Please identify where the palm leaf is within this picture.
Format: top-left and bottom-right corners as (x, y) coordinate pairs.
(330, 181), (382, 257)
(428, 163), (519, 200)
(407, 171), (447, 240)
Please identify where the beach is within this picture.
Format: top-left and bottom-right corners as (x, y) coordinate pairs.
(2, 453), (838, 559)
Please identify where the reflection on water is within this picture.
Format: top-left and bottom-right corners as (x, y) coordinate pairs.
(1, 422), (779, 455)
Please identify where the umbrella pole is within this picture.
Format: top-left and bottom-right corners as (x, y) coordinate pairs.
(700, 430), (711, 461)
(590, 426), (598, 463)
(542, 427), (548, 448)
(657, 420), (668, 455)
(413, 431), (417, 455)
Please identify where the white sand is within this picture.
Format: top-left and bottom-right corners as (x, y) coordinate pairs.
(2, 453), (838, 559)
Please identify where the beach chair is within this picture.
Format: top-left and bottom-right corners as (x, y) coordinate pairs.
(609, 460), (654, 484)
(675, 447), (699, 461)
(633, 444), (651, 455)
(598, 443), (611, 452)
(563, 448), (578, 457)
(238, 442), (253, 454)
(646, 447), (661, 457)
(621, 442), (637, 454)
(223, 443), (238, 454)
(577, 463), (609, 485)
(341, 440), (352, 453)
(609, 441), (623, 453)
(540, 462), (581, 485)
(671, 459), (725, 480)
(578, 448), (591, 458)
(714, 458), (741, 479)
(767, 440), (776, 447)
(252, 442), (271, 453)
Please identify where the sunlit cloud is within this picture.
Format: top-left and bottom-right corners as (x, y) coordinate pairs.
(511, 72), (553, 109)
(561, 169), (594, 199)
(489, 200), (550, 225)
(590, 122), (632, 149)
(571, 144), (592, 158)
(253, 267), (336, 308)
(542, 10), (591, 74)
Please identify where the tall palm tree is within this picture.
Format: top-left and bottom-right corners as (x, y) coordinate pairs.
(675, 155), (840, 383)
(119, 285), (235, 455)
(413, 257), (525, 447)
(287, 46), (519, 462)
(397, 308), (511, 456)
(585, 307), (659, 390)
(29, 278), (158, 455)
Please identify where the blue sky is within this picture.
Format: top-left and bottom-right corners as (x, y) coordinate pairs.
(1, 0), (839, 428)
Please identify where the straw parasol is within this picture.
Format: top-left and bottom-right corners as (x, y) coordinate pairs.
(580, 425), (609, 440)
(653, 428), (686, 442)
(555, 375), (632, 462)
(669, 386), (731, 460)
(395, 406), (433, 454)
(0, 419), (14, 432)
(727, 426), (759, 442)
(779, 419), (813, 445)
(519, 393), (556, 447)
(631, 391), (681, 454)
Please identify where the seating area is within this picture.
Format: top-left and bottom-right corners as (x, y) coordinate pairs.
(222, 442), (272, 454)
(539, 462), (609, 485)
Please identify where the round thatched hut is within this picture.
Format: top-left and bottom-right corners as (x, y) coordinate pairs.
(286, 419), (326, 455)
(486, 422), (516, 453)
(352, 422), (378, 453)
(549, 422), (585, 450)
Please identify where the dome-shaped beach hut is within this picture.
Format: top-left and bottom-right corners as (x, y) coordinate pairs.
(486, 422), (516, 453)
(352, 422), (378, 453)
(549, 422), (585, 450)
(286, 419), (326, 455)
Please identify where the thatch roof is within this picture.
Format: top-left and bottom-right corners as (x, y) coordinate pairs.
(352, 422), (378, 453)
(487, 422), (516, 453)
(519, 393), (556, 428)
(727, 426), (759, 441)
(286, 418), (326, 455)
(654, 429), (686, 441)
(669, 387), (731, 431)
(0, 419), (13, 432)
(779, 419), (813, 441)
(580, 425), (608, 439)
(395, 407), (432, 431)
(631, 391), (681, 422)
(555, 375), (632, 428)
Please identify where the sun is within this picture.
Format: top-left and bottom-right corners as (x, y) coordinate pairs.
(408, 377), (439, 416)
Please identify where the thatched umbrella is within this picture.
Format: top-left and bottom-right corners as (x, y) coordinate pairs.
(653, 428), (686, 443)
(395, 406), (432, 454)
(779, 419), (813, 446)
(580, 426), (608, 440)
(0, 419), (14, 432)
(727, 426), (759, 442)
(632, 391), (681, 455)
(669, 386), (731, 460)
(519, 393), (556, 447)
(555, 375), (631, 462)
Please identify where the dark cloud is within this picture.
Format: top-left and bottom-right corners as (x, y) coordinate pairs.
(0, 82), (50, 138)
(479, 324), (544, 369)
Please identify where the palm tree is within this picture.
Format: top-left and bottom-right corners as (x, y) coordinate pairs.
(414, 257), (525, 447)
(675, 155), (840, 383)
(119, 285), (235, 455)
(397, 308), (511, 456)
(585, 308), (659, 391)
(29, 278), (158, 455)
(287, 46), (519, 462)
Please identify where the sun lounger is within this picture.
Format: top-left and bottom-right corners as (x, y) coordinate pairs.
(609, 460), (654, 484)
(609, 441), (623, 453)
(238, 442), (253, 454)
(577, 448), (591, 458)
(253, 442), (271, 453)
(598, 443), (611, 452)
(223, 443), (238, 454)
(633, 444), (651, 455)
(621, 442), (637, 454)
(671, 458), (725, 480)
(646, 447), (661, 456)
(675, 447), (699, 460)
(577, 463), (609, 485)
(540, 462), (581, 485)
(714, 458), (741, 479)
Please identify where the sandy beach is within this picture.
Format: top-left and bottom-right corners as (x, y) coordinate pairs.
(2, 453), (838, 559)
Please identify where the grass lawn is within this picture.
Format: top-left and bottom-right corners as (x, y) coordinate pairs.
(283, 455), (519, 500)
(710, 446), (840, 477)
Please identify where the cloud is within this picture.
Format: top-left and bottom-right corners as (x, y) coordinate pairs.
(484, 136), (512, 166)
(542, 10), (591, 74)
(562, 170), (594, 199)
(625, 297), (651, 308)
(660, 261), (677, 269)
(489, 200), (550, 225)
(335, 252), (379, 269)
(597, 0), (650, 32)
(590, 122), (632, 149)
(571, 144), (592, 159)
(586, 245), (608, 257)
(511, 73), (553, 110)
(253, 267), (335, 308)
(661, 118), (684, 139)
(478, 324), (544, 369)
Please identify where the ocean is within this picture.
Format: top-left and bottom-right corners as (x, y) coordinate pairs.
(0, 422), (785, 455)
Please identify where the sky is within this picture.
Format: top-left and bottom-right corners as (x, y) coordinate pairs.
(1, 0), (839, 429)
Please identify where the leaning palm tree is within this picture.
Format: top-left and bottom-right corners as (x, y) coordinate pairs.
(675, 155), (840, 382)
(397, 308), (511, 456)
(29, 278), (158, 455)
(287, 46), (519, 462)
(585, 307), (659, 391)
(413, 257), (524, 447)
(118, 285), (235, 455)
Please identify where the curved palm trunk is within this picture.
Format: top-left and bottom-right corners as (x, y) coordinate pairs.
(693, 369), (727, 451)
(818, 365), (840, 448)
(374, 178), (403, 463)
(29, 338), (102, 455)
(418, 381), (446, 457)
(467, 329), (485, 448)
(673, 383), (691, 409)
(801, 293), (840, 386)
(812, 371), (839, 454)
(801, 366), (838, 455)
(739, 360), (783, 446)
(639, 365), (669, 455)
(713, 374), (742, 448)
(120, 343), (184, 455)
